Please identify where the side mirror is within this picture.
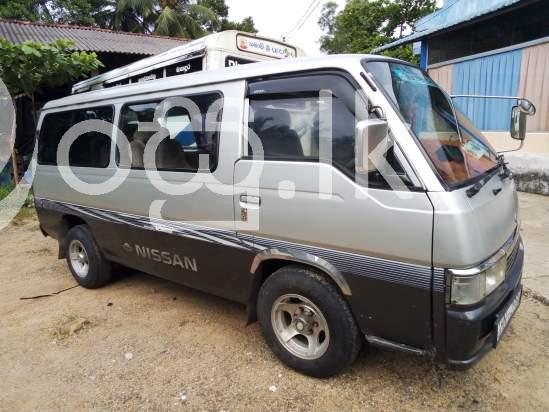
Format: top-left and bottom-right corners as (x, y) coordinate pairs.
(356, 119), (389, 173)
(510, 98), (536, 141)
(510, 106), (527, 141)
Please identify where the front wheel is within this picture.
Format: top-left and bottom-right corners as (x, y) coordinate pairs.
(257, 265), (362, 378)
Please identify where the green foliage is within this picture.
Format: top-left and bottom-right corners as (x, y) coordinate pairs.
(0, 184), (14, 201)
(380, 44), (416, 62)
(221, 16), (257, 33)
(0, 0), (256, 38)
(49, 0), (115, 26)
(198, 0), (228, 19)
(0, 0), (49, 21)
(318, 1), (338, 37)
(156, 2), (218, 38)
(198, 0), (257, 33)
(0, 0), (113, 26)
(113, 0), (256, 39)
(113, 0), (215, 38)
(319, 0), (436, 64)
(0, 39), (103, 99)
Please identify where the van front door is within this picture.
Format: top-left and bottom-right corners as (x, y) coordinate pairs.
(234, 72), (435, 349)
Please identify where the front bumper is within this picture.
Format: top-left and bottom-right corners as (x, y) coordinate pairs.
(445, 239), (524, 369)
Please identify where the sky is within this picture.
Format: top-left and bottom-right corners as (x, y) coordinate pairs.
(226, 0), (347, 56)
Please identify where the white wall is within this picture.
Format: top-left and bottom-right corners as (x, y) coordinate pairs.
(483, 132), (549, 155)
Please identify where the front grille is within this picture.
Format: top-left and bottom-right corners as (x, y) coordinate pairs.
(506, 238), (520, 274)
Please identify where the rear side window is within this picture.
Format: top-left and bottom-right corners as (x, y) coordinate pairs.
(117, 92), (223, 172)
(38, 106), (114, 167)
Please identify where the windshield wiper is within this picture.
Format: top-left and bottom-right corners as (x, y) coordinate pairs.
(466, 179), (488, 198)
(497, 154), (512, 181)
(466, 156), (510, 198)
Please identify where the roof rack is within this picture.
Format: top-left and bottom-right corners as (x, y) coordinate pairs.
(72, 31), (305, 94)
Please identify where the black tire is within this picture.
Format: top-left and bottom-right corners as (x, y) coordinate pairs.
(63, 225), (112, 289)
(257, 265), (362, 378)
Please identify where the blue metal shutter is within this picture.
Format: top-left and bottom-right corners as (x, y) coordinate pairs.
(452, 49), (522, 130)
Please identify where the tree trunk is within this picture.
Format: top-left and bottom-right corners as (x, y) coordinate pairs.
(10, 107), (19, 184)
(10, 93), (37, 185)
(30, 93), (38, 127)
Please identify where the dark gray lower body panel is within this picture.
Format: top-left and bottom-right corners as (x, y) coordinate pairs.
(36, 198), (440, 352)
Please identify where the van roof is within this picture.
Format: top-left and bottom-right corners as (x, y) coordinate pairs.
(42, 54), (397, 111)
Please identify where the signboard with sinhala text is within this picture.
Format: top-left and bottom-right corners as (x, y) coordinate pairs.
(236, 34), (297, 59)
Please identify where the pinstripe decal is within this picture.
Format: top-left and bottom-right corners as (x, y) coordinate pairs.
(35, 198), (247, 250)
(36, 197), (440, 291)
(240, 234), (435, 290)
(433, 268), (446, 293)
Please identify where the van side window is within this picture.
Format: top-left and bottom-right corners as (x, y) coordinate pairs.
(247, 74), (361, 179)
(117, 93), (222, 172)
(247, 73), (412, 189)
(38, 106), (113, 167)
(249, 95), (356, 174)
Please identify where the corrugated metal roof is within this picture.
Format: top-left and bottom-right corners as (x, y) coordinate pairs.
(374, 0), (523, 52)
(0, 19), (187, 55)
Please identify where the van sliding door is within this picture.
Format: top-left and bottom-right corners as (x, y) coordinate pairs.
(93, 81), (256, 303)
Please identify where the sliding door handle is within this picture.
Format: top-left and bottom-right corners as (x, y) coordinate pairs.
(240, 195), (261, 206)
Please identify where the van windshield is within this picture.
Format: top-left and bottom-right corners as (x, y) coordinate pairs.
(364, 61), (498, 187)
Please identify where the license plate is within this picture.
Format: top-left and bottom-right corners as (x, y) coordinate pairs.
(494, 287), (521, 346)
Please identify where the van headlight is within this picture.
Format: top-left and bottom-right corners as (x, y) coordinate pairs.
(449, 253), (506, 305)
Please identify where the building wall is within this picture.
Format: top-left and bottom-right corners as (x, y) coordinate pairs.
(452, 49), (522, 131)
(483, 132), (549, 154)
(518, 42), (549, 132)
(428, 38), (549, 155)
(428, 64), (452, 93)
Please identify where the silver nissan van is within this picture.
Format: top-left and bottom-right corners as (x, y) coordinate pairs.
(33, 55), (531, 378)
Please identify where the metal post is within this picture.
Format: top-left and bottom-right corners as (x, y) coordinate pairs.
(420, 40), (428, 70)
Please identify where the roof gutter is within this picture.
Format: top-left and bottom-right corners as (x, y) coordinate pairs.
(372, 34), (424, 53)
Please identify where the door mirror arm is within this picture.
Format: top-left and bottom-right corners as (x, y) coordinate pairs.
(368, 105), (386, 120)
(450, 95), (536, 154)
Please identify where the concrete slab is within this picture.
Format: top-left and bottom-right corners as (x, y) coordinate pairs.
(518, 192), (549, 300)
(506, 152), (549, 195)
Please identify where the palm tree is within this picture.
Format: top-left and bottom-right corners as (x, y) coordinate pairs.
(113, 0), (217, 39)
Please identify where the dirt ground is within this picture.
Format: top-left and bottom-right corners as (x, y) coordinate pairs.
(0, 214), (548, 411)
(518, 192), (549, 300)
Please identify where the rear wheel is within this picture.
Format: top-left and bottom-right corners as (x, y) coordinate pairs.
(257, 265), (362, 378)
(64, 225), (112, 289)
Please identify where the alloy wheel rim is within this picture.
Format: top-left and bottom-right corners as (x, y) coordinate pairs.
(69, 240), (89, 278)
(271, 293), (330, 360)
